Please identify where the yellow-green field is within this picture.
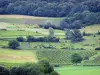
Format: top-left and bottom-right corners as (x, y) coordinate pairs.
(55, 66), (100, 75)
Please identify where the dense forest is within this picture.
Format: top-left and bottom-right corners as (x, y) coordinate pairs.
(0, 0), (100, 17)
(0, 0), (100, 29)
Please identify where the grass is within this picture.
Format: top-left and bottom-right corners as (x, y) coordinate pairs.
(0, 15), (100, 70)
(81, 24), (100, 34)
(55, 66), (100, 75)
(0, 30), (43, 37)
(0, 15), (64, 25)
(0, 48), (37, 64)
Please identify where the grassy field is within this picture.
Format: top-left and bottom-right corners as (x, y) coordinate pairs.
(0, 15), (64, 26)
(0, 15), (100, 75)
(0, 48), (37, 64)
(81, 24), (100, 34)
(55, 66), (100, 75)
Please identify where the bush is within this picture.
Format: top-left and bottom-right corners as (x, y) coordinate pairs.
(71, 29), (83, 42)
(26, 35), (59, 42)
(51, 71), (60, 75)
(71, 53), (83, 64)
(0, 66), (10, 75)
(97, 31), (100, 35)
(38, 59), (54, 74)
(65, 29), (83, 42)
(16, 37), (24, 42)
(8, 40), (20, 49)
(10, 63), (42, 75)
(95, 47), (100, 50)
(46, 37), (59, 42)
(10, 67), (26, 75)
(27, 36), (36, 42)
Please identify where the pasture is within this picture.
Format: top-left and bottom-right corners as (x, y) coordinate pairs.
(55, 66), (100, 75)
(0, 48), (37, 68)
(0, 15), (100, 75)
(0, 15), (63, 25)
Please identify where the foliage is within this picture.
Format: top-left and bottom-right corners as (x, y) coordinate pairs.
(60, 11), (100, 29)
(8, 40), (20, 49)
(0, 62), (58, 75)
(71, 53), (83, 64)
(38, 59), (54, 74)
(48, 27), (55, 38)
(0, 66), (10, 75)
(26, 35), (59, 42)
(51, 71), (59, 75)
(37, 50), (96, 65)
(16, 37), (24, 42)
(65, 29), (83, 42)
(95, 47), (100, 50)
(0, 0), (100, 17)
(97, 31), (100, 35)
(27, 36), (35, 42)
(71, 29), (83, 42)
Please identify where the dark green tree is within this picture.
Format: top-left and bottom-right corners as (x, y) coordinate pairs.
(38, 59), (54, 74)
(8, 40), (20, 49)
(16, 37), (24, 42)
(0, 66), (10, 75)
(71, 53), (83, 65)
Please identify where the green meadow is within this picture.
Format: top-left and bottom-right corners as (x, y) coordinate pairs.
(0, 15), (100, 75)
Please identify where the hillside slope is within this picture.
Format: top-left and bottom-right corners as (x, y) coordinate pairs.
(0, 15), (63, 26)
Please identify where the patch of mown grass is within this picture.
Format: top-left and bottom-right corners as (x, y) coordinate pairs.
(0, 48), (37, 67)
(0, 30), (43, 37)
(55, 66), (100, 75)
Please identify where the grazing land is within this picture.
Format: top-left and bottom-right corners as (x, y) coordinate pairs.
(55, 66), (100, 75)
(0, 15), (100, 75)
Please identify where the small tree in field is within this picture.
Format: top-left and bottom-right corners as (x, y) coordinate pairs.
(71, 53), (83, 65)
(8, 40), (20, 49)
(48, 27), (55, 38)
(71, 29), (83, 42)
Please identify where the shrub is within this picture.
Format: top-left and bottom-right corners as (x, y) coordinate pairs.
(71, 53), (83, 64)
(51, 71), (60, 75)
(10, 63), (42, 75)
(46, 37), (59, 42)
(38, 59), (54, 74)
(8, 40), (20, 49)
(27, 36), (36, 42)
(0, 66), (10, 75)
(95, 47), (100, 50)
(26, 36), (59, 42)
(16, 37), (24, 42)
(83, 31), (86, 36)
(10, 67), (26, 75)
(97, 31), (100, 35)
(71, 29), (83, 42)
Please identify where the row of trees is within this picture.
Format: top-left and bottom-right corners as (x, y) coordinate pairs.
(17, 36), (59, 42)
(8, 28), (83, 49)
(0, 0), (100, 17)
(0, 60), (59, 75)
(60, 11), (100, 29)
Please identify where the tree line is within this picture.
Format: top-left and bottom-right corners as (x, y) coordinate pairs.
(0, 60), (59, 75)
(0, 0), (100, 17)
